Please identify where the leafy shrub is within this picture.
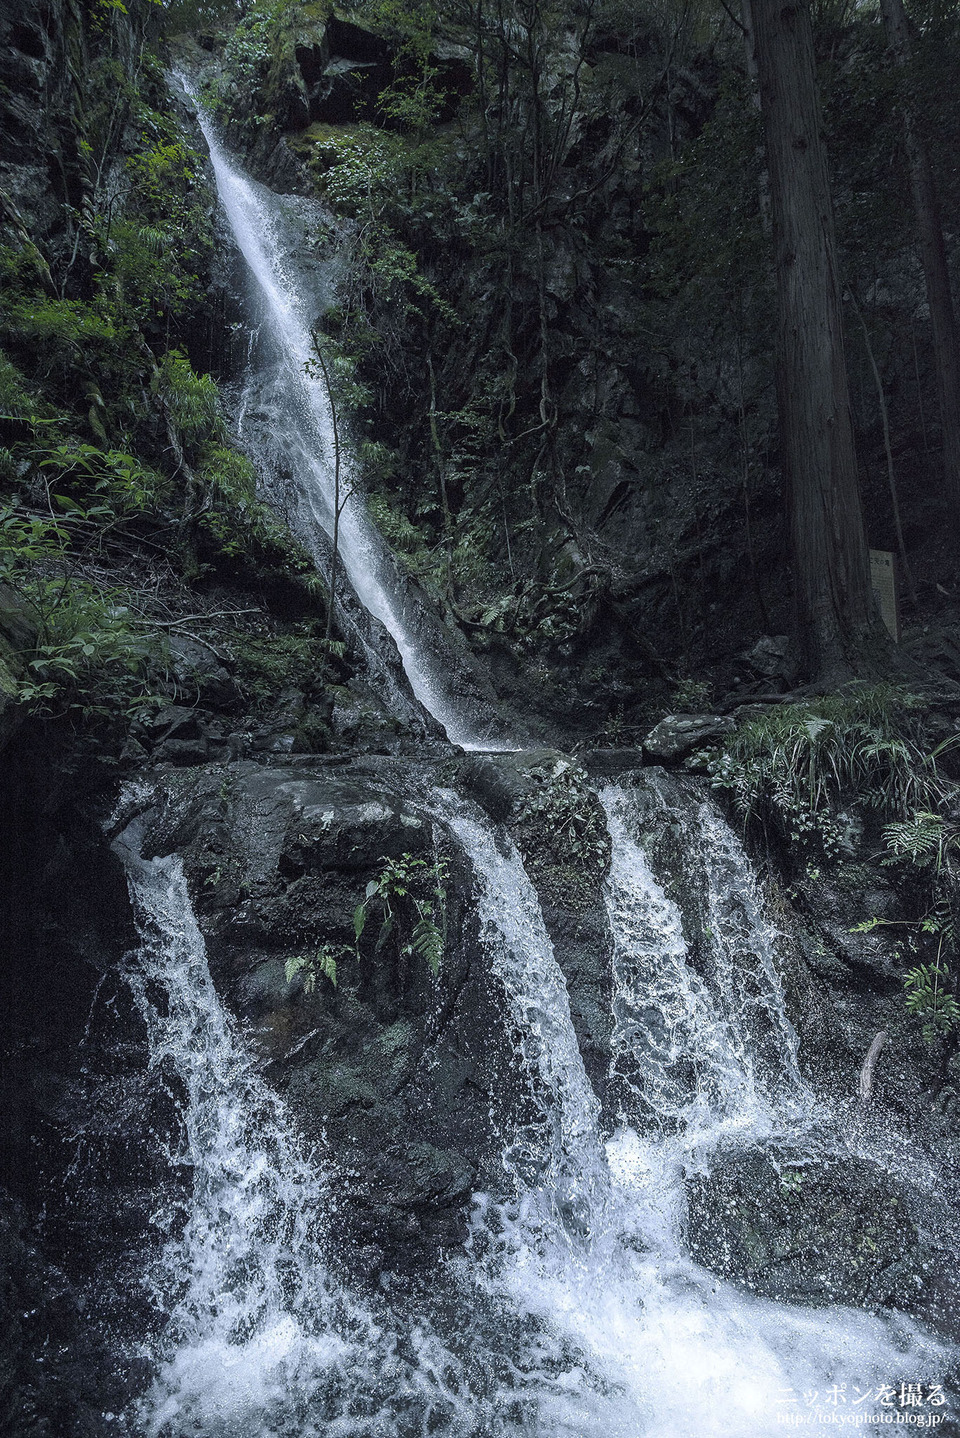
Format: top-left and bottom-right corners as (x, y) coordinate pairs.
(159, 350), (222, 445)
(285, 945), (343, 992)
(354, 851), (449, 976)
(672, 676), (712, 712)
(285, 851), (449, 997)
(223, 628), (331, 707)
(854, 810), (960, 1045)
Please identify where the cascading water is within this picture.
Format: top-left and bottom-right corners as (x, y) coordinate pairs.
(113, 820), (359, 1436)
(110, 776), (952, 1436)
(95, 81), (954, 1438)
(112, 812), (485, 1438)
(447, 777), (949, 1437)
(600, 777), (810, 1143)
(181, 80), (509, 751)
(439, 797), (607, 1208)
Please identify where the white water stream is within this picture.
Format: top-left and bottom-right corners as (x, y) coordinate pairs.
(185, 85), (508, 751)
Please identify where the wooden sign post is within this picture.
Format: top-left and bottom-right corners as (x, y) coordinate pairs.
(869, 549), (900, 643)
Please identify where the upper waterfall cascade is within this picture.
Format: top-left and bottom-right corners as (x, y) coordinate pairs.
(185, 83), (511, 752)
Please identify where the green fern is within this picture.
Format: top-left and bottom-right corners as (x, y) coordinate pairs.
(406, 911), (444, 975)
(904, 962), (960, 1043)
(882, 811), (950, 869)
(354, 852), (449, 978)
(285, 944), (341, 993)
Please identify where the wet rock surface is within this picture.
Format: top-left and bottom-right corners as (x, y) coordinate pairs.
(132, 756), (528, 1267)
(642, 712), (735, 761)
(685, 1144), (943, 1320)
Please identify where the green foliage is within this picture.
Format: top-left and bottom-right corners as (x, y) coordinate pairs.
(512, 760), (611, 910)
(366, 490), (435, 571)
(0, 351), (41, 424)
(158, 350), (222, 444)
(672, 676), (712, 713)
(313, 126), (401, 217)
(285, 945), (343, 993)
(222, 627), (332, 707)
(904, 963), (960, 1044)
(3, 293), (124, 350)
(881, 811), (957, 872)
(354, 851), (449, 976)
(0, 503), (164, 720)
(196, 444), (258, 506)
(702, 687), (942, 858)
(38, 440), (166, 513)
(204, 0), (294, 136)
(108, 127), (213, 331)
(284, 851), (449, 998)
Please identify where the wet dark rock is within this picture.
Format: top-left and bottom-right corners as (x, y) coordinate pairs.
(642, 712), (734, 761)
(459, 748), (560, 823)
(166, 634), (240, 710)
(580, 746), (646, 779)
(686, 1146), (926, 1314)
(136, 758), (523, 1267)
(794, 863), (906, 982)
(742, 634), (794, 682)
(310, 59), (392, 124)
(458, 749), (615, 1092)
(330, 689), (405, 752)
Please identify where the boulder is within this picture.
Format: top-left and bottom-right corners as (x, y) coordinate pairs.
(642, 712), (734, 761)
(686, 1145), (926, 1313)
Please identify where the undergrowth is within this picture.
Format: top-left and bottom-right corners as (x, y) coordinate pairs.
(699, 685), (960, 1048)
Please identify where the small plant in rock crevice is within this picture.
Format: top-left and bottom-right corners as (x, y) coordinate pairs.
(285, 944), (345, 993)
(354, 852), (449, 977)
(903, 962), (960, 1044)
(285, 851), (449, 996)
(511, 759), (611, 911)
(672, 676), (712, 713)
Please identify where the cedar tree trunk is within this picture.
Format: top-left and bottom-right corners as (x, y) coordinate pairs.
(752, 0), (875, 681)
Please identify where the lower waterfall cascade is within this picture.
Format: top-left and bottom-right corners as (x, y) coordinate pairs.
(81, 77), (957, 1438)
(107, 771), (955, 1437)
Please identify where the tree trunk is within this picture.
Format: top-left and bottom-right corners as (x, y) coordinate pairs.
(880, 0), (960, 521)
(751, 0), (874, 681)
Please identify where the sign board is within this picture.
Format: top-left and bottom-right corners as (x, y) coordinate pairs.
(869, 549), (900, 643)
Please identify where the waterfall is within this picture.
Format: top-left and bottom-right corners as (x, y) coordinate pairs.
(111, 781), (951, 1436)
(97, 84), (953, 1437)
(438, 798), (607, 1211)
(113, 821), (360, 1436)
(599, 778), (810, 1145)
(182, 81), (509, 751)
(448, 778), (949, 1437)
